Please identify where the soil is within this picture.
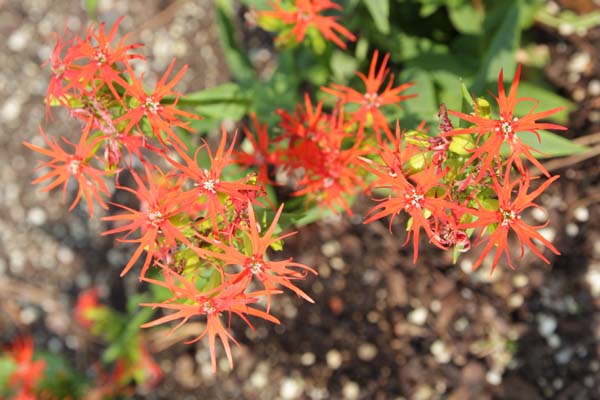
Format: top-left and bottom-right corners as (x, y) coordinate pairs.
(2, 1), (600, 399)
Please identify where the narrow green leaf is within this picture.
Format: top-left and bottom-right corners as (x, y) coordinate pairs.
(215, 0), (256, 82)
(472, 1), (520, 93)
(363, 0), (390, 34)
(514, 82), (574, 124)
(517, 130), (589, 158)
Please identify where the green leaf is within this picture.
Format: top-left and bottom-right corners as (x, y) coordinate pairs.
(514, 82), (574, 124)
(517, 130), (589, 158)
(472, 1), (521, 93)
(84, 0), (98, 20)
(215, 0), (256, 82)
(363, 0), (390, 34)
(448, 2), (483, 34)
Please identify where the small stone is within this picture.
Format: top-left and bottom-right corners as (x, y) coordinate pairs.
(430, 300), (441, 313)
(531, 207), (548, 223)
(508, 294), (524, 308)
(1, 98), (22, 122)
(408, 307), (428, 326)
(20, 307), (38, 325)
(300, 352), (316, 366)
(555, 347), (573, 364)
(430, 340), (451, 364)
(573, 206), (589, 222)
(330, 256), (345, 271)
(8, 28), (31, 52)
(27, 207), (47, 226)
(568, 52), (591, 74)
(552, 378), (563, 390)
(280, 378), (303, 399)
(547, 334), (561, 349)
(513, 274), (528, 288)
(566, 223), (579, 237)
(486, 371), (502, 385)
(326, 350), (342, 369)
(342, 381), (360, 400)
(538, 227), (556, 243)
(250, 367), (268, 388)
(321, 241), (340, 257)
(357, 343), (378, 361)
(589, 80), (600, 96)
(537, 314), (557, 337)
(454, 317), (469, 332)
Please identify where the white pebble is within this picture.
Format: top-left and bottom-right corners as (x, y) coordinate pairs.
(357, 343), (378, 361)
(430, 341), (451, 364)
(486, 371), (502, 385)
(573, 206), (589, 222)
(588, 80), (600, 96)
(342, 381), (360, 400)
(1, 98), (22, 121)
(537, 314), (557, 337)
(20, 307), (38, 325)
(8, 28), (31, 52)
(547, 334), (561, 349)
(565, 223), (579, 237)
(300, 352), (315, 366)
(513, 274), (528, 288)
(57, 246), (75, 264)
(408, 307), (428, 326)
(27, 207), (47, 226)
(585, 266), (600, 297)
(280, 378), (303, 400)
(538, 227), (556, 242)
(326, 350), (342, 369)
(531, 207), (547, 223)
(568, 52), (591, 74)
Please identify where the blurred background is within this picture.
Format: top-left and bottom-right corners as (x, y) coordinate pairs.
(2, 0), (600, 398)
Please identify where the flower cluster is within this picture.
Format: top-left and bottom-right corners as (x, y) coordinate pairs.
(235, 61), (564, 272)
(3, 337), (46, 400)
(29, 18), (316, 372)
(29, 4), (567, 375)
(257, 0), (356, 49)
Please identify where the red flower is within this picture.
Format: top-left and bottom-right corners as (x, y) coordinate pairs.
(75, 288), (101, 329)
(362, 125), (451, 262)
(322, 50), (415, 142)
(260, 0), (356, 49)
(169, 127), (261, 235)
(117, 60), (200, 150)
(43, 30), (77, 117)
(66, 16), (143, 100)
(102, 165), (195, 278)
(444, 65), (567, 180)
(141, 268), (279, 372)
(200, 201), (317, 310)
(7, 337), (46, 398)
(24, 121), (109, 217)
(461, 170), (560, 272)
(234, 113), (276, 185)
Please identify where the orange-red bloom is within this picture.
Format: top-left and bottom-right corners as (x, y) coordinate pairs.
(444, 65), (567, 180)
(260, 0), (356, 49)
(200, 201), (317, 310)
(102, 165), (194, 278)
(7, 337), (46, 399)
(169, 127), (261, 234)
(24, 121), (109, 217)
(461, 170), (560, 272)
(66, 16), (143, 100)
(362, 125), (451, 262)
(117, 60), (199, 150)
(141, 268), (279, 372)
(322, 50), (415, 142)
